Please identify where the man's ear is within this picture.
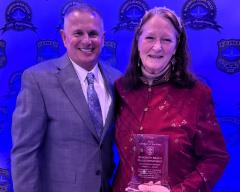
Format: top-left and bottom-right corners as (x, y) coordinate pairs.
(60, 29), (67, 47)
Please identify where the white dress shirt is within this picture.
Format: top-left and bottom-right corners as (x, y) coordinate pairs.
(71, 60), (111, 125)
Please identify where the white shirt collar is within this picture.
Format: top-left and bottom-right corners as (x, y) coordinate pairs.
(69, 58), (111, 125)
(70, 58), (100, 84)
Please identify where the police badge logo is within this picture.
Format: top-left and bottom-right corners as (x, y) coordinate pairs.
(99, 40), (118, 68)
(36, 40), (59, 63)
(0, 107), (8, 134)
(0, 167), (9, 192)
(0, 40), (7, 68)
(182, 0), (221, 31)
(7, 71), (22, 97)
(113, 0), (149, 32)
(57, 0), (83, 30)
(217, 39), (240, 74)
(0, 0), (36, 33)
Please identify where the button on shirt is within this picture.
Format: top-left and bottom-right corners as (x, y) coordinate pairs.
(71, 60), (111, 125)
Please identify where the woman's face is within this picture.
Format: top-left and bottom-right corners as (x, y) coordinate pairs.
(138, 15), (178, 74)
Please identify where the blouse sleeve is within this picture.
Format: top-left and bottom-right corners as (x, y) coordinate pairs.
(171, 86), (229, 192)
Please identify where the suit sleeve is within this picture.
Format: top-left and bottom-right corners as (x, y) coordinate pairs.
(171, 87), (229, 192)
(11, 69), (47, 192)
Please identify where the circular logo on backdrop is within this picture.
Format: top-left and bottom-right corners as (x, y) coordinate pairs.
(57, 0), (84, 30)
(217, 39), (240, 74)
(0, 40), (7, 68)
(182, 0), (221, 31)
(99, 40), (118, 68)
(112, 0), (149, 32)
(0, 0), (36, 33)
(36, 40), (59, 63)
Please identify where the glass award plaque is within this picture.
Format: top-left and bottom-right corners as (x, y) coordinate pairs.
(127, 134), (169, 191)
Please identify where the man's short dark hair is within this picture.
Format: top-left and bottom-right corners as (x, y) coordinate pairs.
(64, 3), (103, 21)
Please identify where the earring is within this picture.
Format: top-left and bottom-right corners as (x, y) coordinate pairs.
(171, 56), (176, 71)
(137, 58), (141, 67)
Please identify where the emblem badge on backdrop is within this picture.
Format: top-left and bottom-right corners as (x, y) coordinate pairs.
(57, 0), (84, 30)
(0, 40), (7, 68)
(0, 0), (36, 33)
(181, 0), (221, 31)
(218, 116), (240, 148)
(6, 71), (22, 98)
(217, 39), (240, 74)
(36, 40), (59, 63)
(100, 40), (118, 68)
(0, 107), (8, 135)
(0, 168), (10, 192)
(113, 0), (149, 32)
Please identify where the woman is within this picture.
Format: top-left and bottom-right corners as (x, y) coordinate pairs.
(113, 7), (229, 192)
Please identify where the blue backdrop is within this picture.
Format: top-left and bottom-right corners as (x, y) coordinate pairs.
(0, 0), (239, 191)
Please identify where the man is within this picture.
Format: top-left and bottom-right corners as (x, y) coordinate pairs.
(11, 4), (121, 192)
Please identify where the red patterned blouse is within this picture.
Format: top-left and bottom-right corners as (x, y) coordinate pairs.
(113, 79), (229, 192)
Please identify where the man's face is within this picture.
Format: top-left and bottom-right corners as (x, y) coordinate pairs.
(61, 10), (104, 70)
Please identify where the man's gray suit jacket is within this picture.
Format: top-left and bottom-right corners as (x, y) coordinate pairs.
(11, 54), (121, 192)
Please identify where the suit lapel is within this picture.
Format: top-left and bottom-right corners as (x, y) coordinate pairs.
(55, 55), (99, 140)
(99, 64), (115, 142)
